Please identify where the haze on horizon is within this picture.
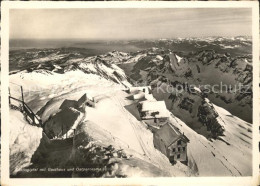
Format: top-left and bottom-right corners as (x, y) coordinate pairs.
(10, 8), (252, 40)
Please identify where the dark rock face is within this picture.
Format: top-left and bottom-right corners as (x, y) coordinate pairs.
(197, 101), (224, 139)
(178, 97), (194, 114)
(152, 80), (224, 139)
(116, 46), (251, 137)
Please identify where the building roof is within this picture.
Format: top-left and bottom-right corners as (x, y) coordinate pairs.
(78, 93), (87, 106)
(155, 123), (189, 147)
(141, 101), (167, 112)
(144, 94), (155, 101)
(139, 100), (169, 118)
(59, 99), (78, 110)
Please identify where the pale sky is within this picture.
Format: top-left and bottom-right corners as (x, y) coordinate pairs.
(10, 8), (252, 40)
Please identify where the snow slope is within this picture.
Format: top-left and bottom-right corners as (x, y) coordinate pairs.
(72, 121), (172, 177)
(168, 104), (251, 176)
(84, 90), (193, 176)
(9, 67), (195, 177)
(9, 69), (127, 113)
(9, 109), (43, 175)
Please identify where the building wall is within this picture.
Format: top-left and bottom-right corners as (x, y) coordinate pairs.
(153, 133), (167, 157)
(128, 86), (151, 94)
(143, 118), (168, 128)
(140, 109), (168, 120)
(167, 139), (187, 163)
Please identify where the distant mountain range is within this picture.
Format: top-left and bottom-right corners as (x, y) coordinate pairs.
(10, 36), (252, 57)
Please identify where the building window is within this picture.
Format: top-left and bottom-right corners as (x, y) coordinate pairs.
(183, 147), (185, 151)
(178, 147), (181, 152)
(177, 154), (180, 159)
(172, 148), (175, 152)
(177, 140), (181, 145)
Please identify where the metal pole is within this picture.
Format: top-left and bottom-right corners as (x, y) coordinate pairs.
(8, 87), (11, 104)
(39, 119), (42, 128)
(21, 86), (24, 102)
(21, 86), (25, 110)
(62, 123), (63, 138)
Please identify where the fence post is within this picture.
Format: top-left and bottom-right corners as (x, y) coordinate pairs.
(8, 87), (11, 105)
(39, 119), (43, 128)
(62, 123), (63, 138)
(21, 86), (25, 110)
(33, 116), (36, 126)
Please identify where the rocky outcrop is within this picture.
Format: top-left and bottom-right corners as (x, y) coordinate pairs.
(151, 80), (224, 139)
(118, 48), (252, 123)
(189, 50), (252, 122)
(197, 99), (224, 138)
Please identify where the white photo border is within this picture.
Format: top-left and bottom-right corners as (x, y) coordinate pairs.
(1, 1), (259, 186)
